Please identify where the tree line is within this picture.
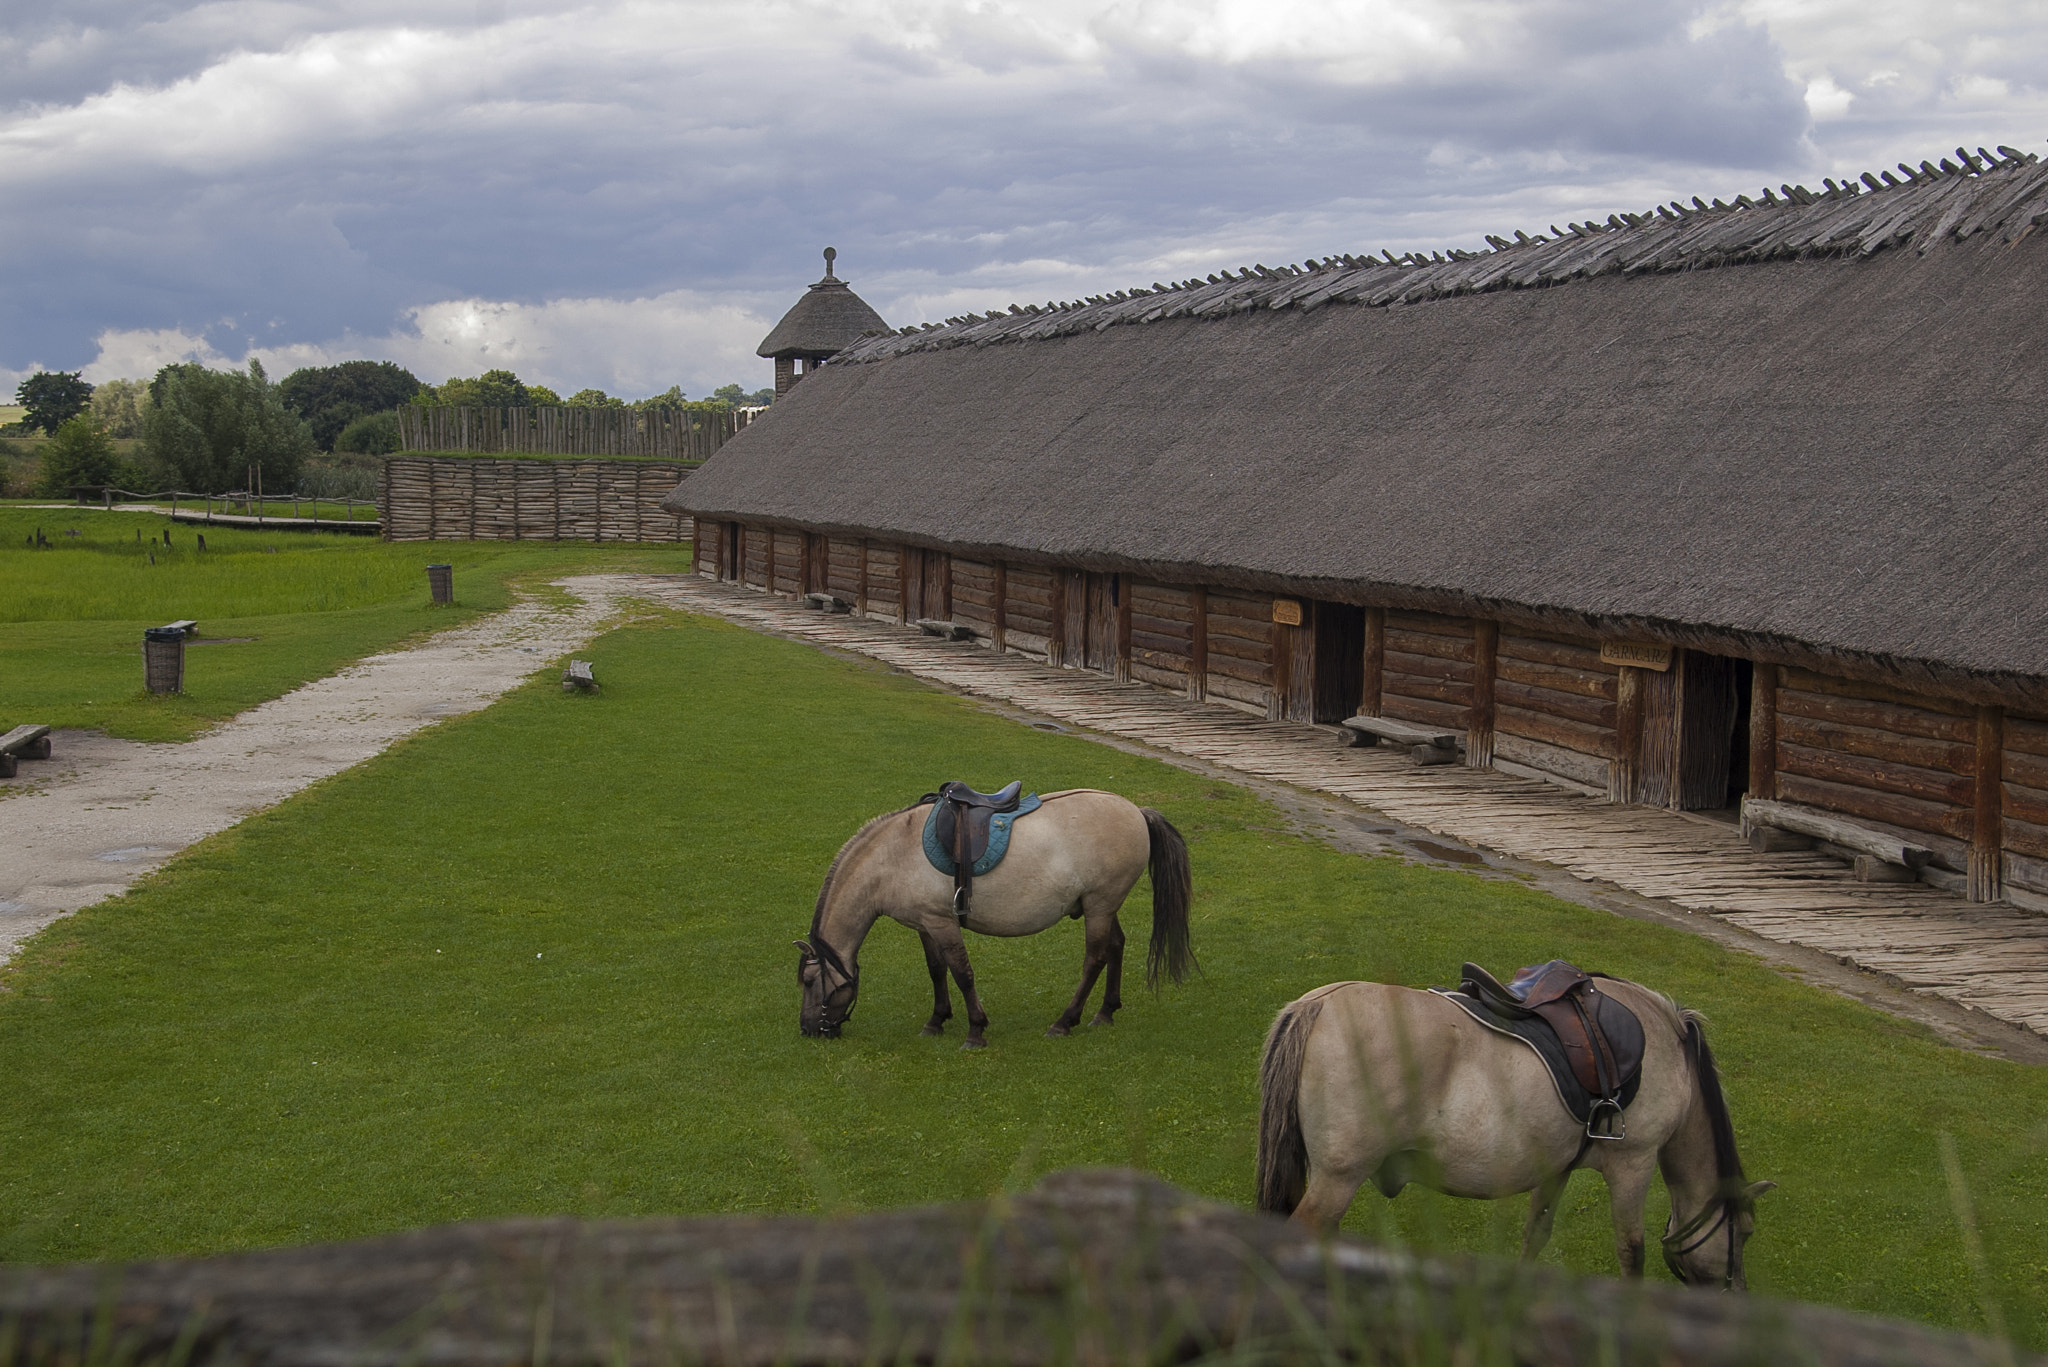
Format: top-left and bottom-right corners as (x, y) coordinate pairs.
(8, 363), (776, 498)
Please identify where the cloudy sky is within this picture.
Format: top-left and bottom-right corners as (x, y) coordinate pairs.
(3, 0), (2045, 399)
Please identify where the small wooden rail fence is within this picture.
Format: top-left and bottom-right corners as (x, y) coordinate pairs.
(69, 487), (378, 532)
(379, 458), (691, 542)
(396, 406), (751, 460)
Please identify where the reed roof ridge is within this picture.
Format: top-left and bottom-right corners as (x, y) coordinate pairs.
(833, 141), (2048, 366)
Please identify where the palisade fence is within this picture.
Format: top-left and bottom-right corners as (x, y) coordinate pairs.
(380, 458), (693, 543)
(396, 405), (754, 460)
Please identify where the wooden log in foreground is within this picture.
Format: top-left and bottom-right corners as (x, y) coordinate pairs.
(0, 1170), (2021, 1367)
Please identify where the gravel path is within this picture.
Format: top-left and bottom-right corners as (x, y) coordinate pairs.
(0, 575), (636, 963)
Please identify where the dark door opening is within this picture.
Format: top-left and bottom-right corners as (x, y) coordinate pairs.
(1312, 603), (1367, 723)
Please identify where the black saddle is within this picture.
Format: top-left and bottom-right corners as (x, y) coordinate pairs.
(1448, 960), (1646, 1139)
(920, 781), (1024, 915)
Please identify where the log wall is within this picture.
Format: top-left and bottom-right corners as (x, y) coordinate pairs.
(702, 524), (2048, 909)
(1380, 611), (1474, 731)
(1204, 591), (1275, 714)
(1772, 667), (1976, 868)
(2004, 715), (2048, 895)
(1130, 582), (1196, 693)
(1492, 631), (1621, 791)
(380, 458), (690, 542)
(397, 405), (746, 459)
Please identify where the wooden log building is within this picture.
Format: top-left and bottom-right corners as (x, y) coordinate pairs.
(667, 143), (2048, 910)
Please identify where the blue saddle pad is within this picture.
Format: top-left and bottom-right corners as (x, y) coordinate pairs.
(922, 794), (1043, 877)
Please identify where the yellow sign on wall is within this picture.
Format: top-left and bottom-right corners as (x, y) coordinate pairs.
(1271, 598), (1304, 626)
(1600, 640), (1674, 671)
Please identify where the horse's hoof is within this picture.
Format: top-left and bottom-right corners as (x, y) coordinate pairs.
(921, 1023), (945, 1037)
(1045, 1023), (1070, 1038)
(961, 1037), (988, 1051)
(1089, 1012), (1115, 1027)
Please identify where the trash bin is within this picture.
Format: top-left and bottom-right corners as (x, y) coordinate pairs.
(143, 626), (186, 695)
(427, 564), (454, 605)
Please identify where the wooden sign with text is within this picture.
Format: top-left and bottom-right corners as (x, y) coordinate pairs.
(1271, 598), (1304, 626)
(1600, 640), (1673, 671)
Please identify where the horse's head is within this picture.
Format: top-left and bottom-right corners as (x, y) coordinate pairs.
(1662, 1179), (1775, 1290)
(796, 938), (858, 1038)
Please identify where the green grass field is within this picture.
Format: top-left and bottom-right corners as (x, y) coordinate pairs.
(2, 612), (2044, 1347)
(0, 505), (694, 741)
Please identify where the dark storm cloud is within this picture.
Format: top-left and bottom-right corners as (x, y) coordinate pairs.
(0, 0), (2035, 394)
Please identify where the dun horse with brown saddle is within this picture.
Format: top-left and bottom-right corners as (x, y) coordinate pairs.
(797, 785), (1195, 1047)
(1257, 963), (1773, 1288)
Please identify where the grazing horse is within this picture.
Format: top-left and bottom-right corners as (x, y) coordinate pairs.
(1256, 977), (1773, 1288)
(796, 789), (1194, 1047)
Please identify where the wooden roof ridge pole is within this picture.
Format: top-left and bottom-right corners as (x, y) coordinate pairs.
(1972, 705), (2005, 902)
(1468, 621), (1498, 767)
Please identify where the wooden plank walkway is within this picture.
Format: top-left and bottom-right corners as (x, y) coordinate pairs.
(640, 576), (2048, 1038)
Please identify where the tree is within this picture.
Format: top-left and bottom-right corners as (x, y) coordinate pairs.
(17, 371), (94, 435)
(526, 384), (563, 406)
(35, 415), (121, 495)
(89, 379), (149, 439)
(635, 385), (689, 412)
(335, 411), (401, 454)
(277, 361), (424, 451)
(141, 360), (312, 494)
(434, 369), (530, 407)
(711, 383), (775, 408)
(566, 388), (624, 408)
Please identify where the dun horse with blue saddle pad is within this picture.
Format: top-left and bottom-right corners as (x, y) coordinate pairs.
(1257, 963), (1772, 1289)
(797, 786), (1195, 1048)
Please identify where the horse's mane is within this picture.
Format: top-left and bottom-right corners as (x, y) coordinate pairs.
(808, 804), (922, 945)
(1680, 1006), (1749, 1189)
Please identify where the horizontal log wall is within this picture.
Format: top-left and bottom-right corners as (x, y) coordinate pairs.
(772, 531), (804, 596)
(1003, 566), (1055, 659)
(826, 539), (863, 602)
(693, 520), (720, 575)
(952, 560), (999, 635)
(1130, 582), (1196, 691)
(380, 458), (690, 543)
(397, 405), (747, 459)
(1773, 667), (1975, 864)
(866, 546), (903, 621)
(741, 524), (769, 588)
(1492, 631), (1620, 791)
(1381, 611), (1474, 731)
(1205, 591), (1275, 713)
(2005, 715), (2048, 894)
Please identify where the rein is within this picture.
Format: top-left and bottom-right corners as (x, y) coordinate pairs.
(1659, 1016), (1744, 1290)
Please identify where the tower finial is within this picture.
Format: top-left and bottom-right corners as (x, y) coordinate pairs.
(823, 246), (837, 279)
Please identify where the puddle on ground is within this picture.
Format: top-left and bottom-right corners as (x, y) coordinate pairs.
(1410, 839), (1485, 865)
(1031, 722), (1066, 732)
(93, 846), (170, 863)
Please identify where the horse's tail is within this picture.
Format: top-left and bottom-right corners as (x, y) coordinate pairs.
(1141, 807), (1196, 989)
(1256, 997), (1323, 1216)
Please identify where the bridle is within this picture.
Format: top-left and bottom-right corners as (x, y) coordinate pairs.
(1660, 1192), (1742, 1289)
(798, 935), (859, 1035)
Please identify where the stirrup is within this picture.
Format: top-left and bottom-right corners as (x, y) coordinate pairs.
(1585, 1099), (1626, 1142)
(953, 887), (970, 918)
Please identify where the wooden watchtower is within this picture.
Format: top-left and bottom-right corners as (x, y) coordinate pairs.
(757, 248), (890, 396)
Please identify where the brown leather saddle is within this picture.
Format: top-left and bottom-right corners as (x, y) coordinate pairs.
(920, 781), (1027, 915)
(1450, 960), (1647, 1140)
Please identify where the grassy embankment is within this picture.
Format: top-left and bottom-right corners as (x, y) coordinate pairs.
(0, 504), (693, 742)
(0, 612), (2043, 1347)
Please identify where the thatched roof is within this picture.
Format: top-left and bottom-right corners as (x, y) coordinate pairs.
(757, 249), (891, 359)
(678, 144), (2048, 691)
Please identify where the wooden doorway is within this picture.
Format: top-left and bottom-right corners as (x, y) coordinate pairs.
(906, 549), (951, 622)
(1061, 571), (1117, 672)
(1281, 602), (1366, 724)
(1632, 649), (1742, 810)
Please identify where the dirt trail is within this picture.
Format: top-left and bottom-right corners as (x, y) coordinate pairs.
(0, 575), (633, 963)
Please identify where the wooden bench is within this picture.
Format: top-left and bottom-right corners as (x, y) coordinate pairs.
(0, 724), (52, 779)
(1740, 797), (1931, 883)
(562, 660), (598, 693)
(1339, 715), (1464, 766)
(916, 619), (977, 641)
(160, 619), (199, 637)
(803, 592), (853, 614)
